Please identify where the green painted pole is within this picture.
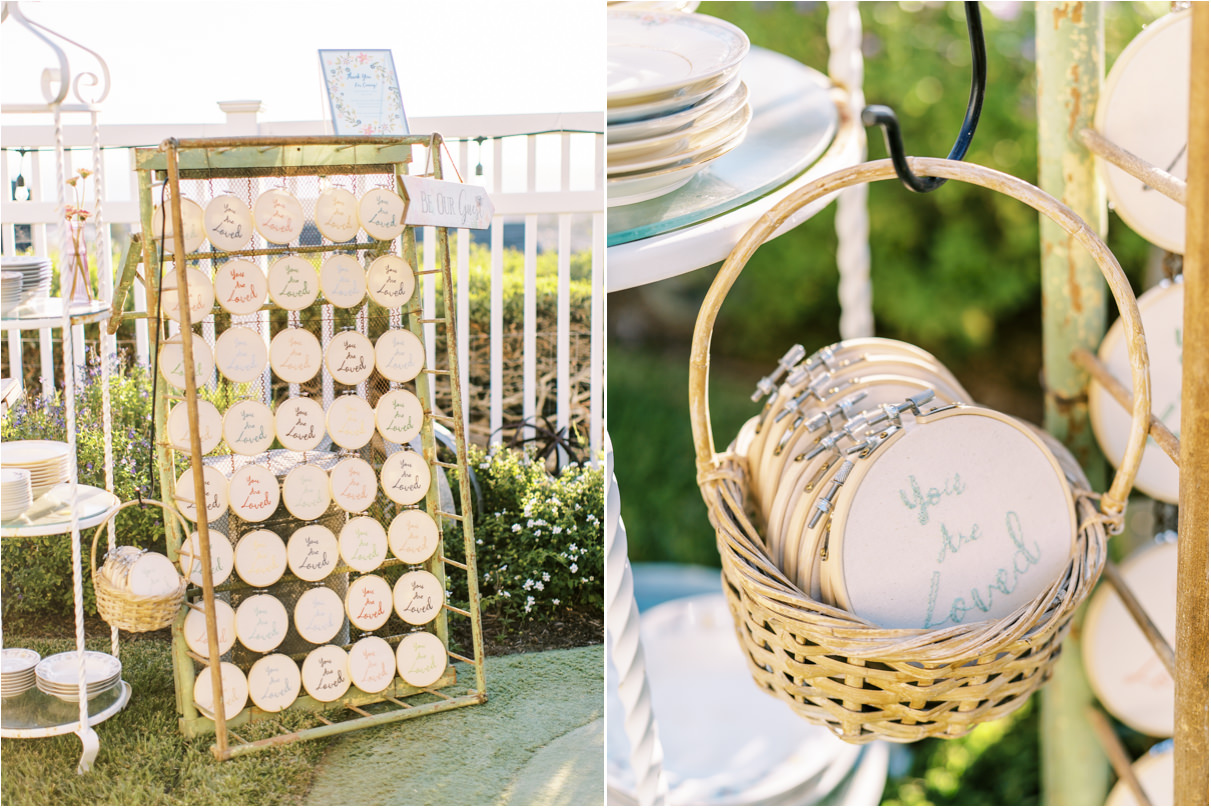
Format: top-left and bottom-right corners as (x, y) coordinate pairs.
(1036, 3), (1111, 805)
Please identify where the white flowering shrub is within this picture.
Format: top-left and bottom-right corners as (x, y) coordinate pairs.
(459, 444), (603, 622)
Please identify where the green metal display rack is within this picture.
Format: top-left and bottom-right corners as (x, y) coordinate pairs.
(124, 134), (485, 759)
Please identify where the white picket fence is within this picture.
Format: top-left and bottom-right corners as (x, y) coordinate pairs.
(0, 107), (604, 457)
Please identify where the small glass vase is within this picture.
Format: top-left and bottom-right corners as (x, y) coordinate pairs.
(64, 220), (93, 305)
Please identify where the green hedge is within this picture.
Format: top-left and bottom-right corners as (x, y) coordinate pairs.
(1, 353), (164, 617)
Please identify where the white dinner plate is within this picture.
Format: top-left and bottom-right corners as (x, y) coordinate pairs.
(607, 75), (742, 143)
(253, 188), (305, 245)
(607, 11), (748, 108)
(608, 101), (751, 175)
(608, 80), (749, 160)
(287, 523), (340, 582)
(35, 650), (121, 688)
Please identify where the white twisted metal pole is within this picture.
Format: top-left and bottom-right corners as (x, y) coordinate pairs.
(828, 0), (874, 340)
(605, 433), (668, 806)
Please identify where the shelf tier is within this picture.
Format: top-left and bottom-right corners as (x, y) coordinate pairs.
(1, 484), (119, 538)
(0, 681), (131, 736)
(0, 298), (111, 331)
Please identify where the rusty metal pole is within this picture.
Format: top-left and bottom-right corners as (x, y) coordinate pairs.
(1036, 3), (1111, 804)
(1174, 3), (1209, 804)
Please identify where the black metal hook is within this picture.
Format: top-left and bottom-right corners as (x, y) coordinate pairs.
(861, 1), (987, 193)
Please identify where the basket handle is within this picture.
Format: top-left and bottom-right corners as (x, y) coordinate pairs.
(689, 157), (1150, 519)
(89, 498), (193, 581)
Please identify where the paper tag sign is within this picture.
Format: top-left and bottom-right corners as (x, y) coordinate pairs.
(401, 176), (494, 230)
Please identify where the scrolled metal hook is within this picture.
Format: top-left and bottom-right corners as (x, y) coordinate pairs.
(862, 0), (987, 193)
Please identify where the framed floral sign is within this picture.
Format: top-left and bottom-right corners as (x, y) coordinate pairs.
(319, 50), (410, 135)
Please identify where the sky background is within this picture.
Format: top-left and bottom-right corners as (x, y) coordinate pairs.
(2, 0), (604, 123)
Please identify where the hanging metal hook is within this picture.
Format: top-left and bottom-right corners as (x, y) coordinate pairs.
(861, 1), (987, 193)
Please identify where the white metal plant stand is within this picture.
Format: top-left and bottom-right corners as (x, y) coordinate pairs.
(0, 1), (122, 774)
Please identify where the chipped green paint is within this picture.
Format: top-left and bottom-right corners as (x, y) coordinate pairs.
(1036, 4), (1111, 805)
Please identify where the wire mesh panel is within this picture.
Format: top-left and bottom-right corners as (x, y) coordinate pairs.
(133, 136), (484, 759)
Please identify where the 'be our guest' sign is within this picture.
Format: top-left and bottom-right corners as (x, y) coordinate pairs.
(400, 176), (494, 230)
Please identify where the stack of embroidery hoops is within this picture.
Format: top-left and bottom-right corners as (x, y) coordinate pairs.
(607, 9), (752, 206)
(735, 337), (1078, 630)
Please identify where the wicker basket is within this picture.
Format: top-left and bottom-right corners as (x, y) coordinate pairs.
(689, 157), (1153, 743)
(90, 499), (190, 633)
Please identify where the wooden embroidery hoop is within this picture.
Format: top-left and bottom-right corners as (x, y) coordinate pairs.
(690, 157), (1151, 742)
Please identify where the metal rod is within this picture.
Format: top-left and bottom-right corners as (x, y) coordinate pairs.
(215, 693), (484, 759)
(164, 135), (431, 149)
(1102, 559), (1176, 676)
(1071, 347), (1181, 463)
(164, 139), (229, 759)
(1079, 128), (1187, 204)
(1175, 3), (1210, 803)
(1085, 706), (1152, 805)
(440, 556), (468, 571)
(444, 604), (472, 619)
(447, 650), (475, 665)
(1036, 4), (1111, 803)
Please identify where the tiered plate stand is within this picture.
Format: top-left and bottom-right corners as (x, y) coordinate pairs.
(131, 134), (485, 759)
(0, 2), (125, 774)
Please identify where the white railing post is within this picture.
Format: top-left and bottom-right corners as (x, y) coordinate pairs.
(217, 100), (263, 135)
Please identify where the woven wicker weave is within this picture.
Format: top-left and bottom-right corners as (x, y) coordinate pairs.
(90, 499), (190, 633)
(690, 158), (1152, 743)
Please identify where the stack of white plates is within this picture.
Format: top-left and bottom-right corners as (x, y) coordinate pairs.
(0, 257), (52, 306)
(1, 648), (41, 698)
(2, 440), (71, 499)
(1, 468), (33, 521)
(35, 651), (122, 703)
(607, 10), (751, 206)
(1, 271), (22, 316)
